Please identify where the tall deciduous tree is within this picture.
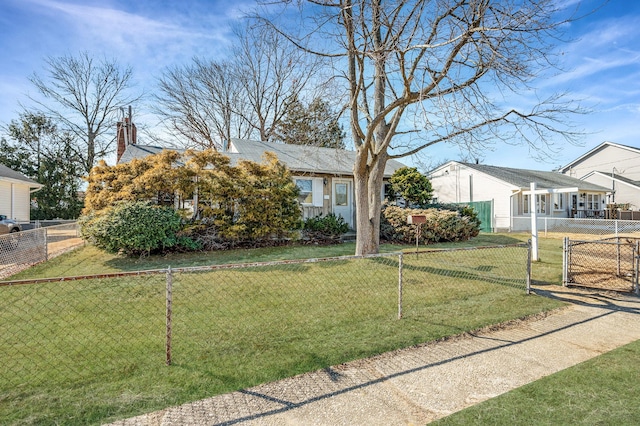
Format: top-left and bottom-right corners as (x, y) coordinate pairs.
(274, 96), (346, 148)
(28, 51), (138, 174)
(155, 23), (326, 148)
(257, 0), (585, 255)
(155, 59), (251, 150)
(2, 113), (84, 219)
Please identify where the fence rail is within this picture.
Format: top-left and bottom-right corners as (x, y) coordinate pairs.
(511, 216), (640, 239)
(0, 223), (82, 279)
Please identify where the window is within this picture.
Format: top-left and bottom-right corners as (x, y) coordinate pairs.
(335, 183), (348, 206)
(294, 177), (323, 207)
(536, 194), (547, 214)
(296, 178), (313, 204)
(587, 194), (600, 210)
(523, 193), (547, 214)
(553, 193), (564, 210)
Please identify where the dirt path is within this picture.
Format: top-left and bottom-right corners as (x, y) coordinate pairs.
(109, 286), (640, 425)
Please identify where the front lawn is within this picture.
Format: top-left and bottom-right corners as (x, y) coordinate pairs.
(0, 234), (566, 425)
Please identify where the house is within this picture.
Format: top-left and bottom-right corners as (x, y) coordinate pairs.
(559, 141), (640, 211)
(0, 164), (43, 222)
(117, 135), (406, 230)
(428, 161), (610, 231)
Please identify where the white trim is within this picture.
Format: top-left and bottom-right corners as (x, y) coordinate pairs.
(559, 141), (640, 173)
(583, 171), (640, 190)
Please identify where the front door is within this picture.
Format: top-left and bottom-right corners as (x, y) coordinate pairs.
(332, 178), (353, 229)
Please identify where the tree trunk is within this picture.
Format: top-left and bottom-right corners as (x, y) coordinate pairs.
(354, 148), (388, 256)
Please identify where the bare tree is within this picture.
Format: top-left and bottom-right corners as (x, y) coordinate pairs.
(155, 23), (327, 149)
(232, 23), (326, 142)
(155, 59), (252, 150)
(256, 0), (586, 255)
(28, 51), (138, 174)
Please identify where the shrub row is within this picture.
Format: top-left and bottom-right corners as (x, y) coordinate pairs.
(380, 204), (480, 244)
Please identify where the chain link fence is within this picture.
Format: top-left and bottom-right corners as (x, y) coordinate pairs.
(1, 244), (530, 424)
(563, 236), (640, 293)
(0, 223), (82, 279)
(511, 216), (640, 239)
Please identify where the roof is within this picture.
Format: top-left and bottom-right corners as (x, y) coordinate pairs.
(228, 139), (405, 177)
(559, 141), (640, 173)
(454, 162), (609, 192)
(0, 164), (43, 187)
(119, 139), (406, 178)
(585, 171), (640, 189)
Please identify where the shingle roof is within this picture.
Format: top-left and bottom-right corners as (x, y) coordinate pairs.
(461, 162), (610, 192)
(228, 139), (404, 177)
(119, 139), (406, 178)
(0, 164), (42, 186)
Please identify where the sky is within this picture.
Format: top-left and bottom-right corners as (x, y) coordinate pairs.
(0, 0), (639, 171)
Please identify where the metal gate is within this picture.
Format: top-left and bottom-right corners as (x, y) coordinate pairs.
(563, 237), (640, 293)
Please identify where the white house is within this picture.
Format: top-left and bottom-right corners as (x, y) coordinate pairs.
(428, 161), (610, 231)
(0, 164), (43, 222)
(118, 138), (406, 230)
(559, 141), (640, 210)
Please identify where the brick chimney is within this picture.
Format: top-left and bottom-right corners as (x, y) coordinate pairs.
(116, 117), (136, 163)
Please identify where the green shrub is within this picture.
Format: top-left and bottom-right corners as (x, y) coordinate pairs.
(80, 201), (198, 256)
(302, 213), (349, 244)
(380, 204), (480, 244)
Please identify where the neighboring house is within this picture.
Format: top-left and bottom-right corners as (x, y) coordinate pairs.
(428, 161), (609, 231)
(559, 141), (640, 210)
(117, 136), (406, 230)
(0, 164), (43, 222)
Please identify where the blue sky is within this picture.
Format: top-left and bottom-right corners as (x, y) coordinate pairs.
(1, 0), (639, 171)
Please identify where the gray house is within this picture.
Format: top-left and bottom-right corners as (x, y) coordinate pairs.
(118, 138), (406, 230)
(0, 164), (43, 221)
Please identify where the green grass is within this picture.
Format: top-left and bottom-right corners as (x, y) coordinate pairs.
(434, 338), (640, 425)
(5, 232), (529, 280)
(0, 233), (566, 425)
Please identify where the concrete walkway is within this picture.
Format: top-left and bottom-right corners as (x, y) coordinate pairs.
(110, 286), (640, 425)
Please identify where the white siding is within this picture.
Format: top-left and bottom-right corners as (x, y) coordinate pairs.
(564, 145), (640, 181)
(0, 181), (11, 217)
(0, 181), (33, 221)
(12, 184), (31, 221)
(583, 173), (640, 210)
(430, 163), (515, 231)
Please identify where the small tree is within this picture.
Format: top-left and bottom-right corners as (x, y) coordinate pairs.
(389, 167), (433, 207)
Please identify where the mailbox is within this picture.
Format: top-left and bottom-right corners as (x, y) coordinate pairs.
(407, 215), (427, 224)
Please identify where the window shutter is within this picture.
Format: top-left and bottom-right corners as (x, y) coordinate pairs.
(312, 178), (324, 207)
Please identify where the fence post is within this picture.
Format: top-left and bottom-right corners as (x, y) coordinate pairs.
(398, 253), (403, 319)
(617, 236), (621, 277)
(615, 220), (619, 237)
(166, 267), (173, 366)
(562, 237), (568, 287)
(635, 242), (639, 296)
(526, 240), (532, 294)
(544, 217), (548, 237)
(44, 228), (48, 261)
